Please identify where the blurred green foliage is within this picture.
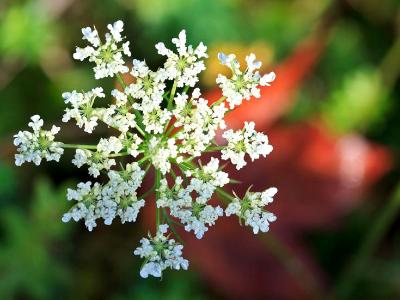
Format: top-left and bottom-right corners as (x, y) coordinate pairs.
(0, 177), (73, 299)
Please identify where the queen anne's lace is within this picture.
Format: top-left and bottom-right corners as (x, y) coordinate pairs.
(225, 187), (278, 234)
(222, 121), (273, 169)
(73, 20), (131, 79)
(14, 20), (278, 279)
(134, 224), (189, 278)
(217, 52), (276, 109)
(14, 115), (64, 166)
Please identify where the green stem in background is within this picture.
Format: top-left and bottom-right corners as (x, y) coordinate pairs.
(211, 96), (226, 107)
(116, 73), (146, 133)
(109, 152), (129, 158)
(137, 155), (149, 165)
(139, 184), (155, 200)
(155, 169), (161, 231)
(333, 183), (400, 300)
(162, 208), (184, 244)
(216, 187), (235, 202)
(259, 233), (324, 300)
(60, 143), (97, 150)
(379, 34), (400, 91)
(206, 146), (225, 152)
(135, 124), (146, 137)
(167, 80), (177, 110)
(216, 187), (323, 299)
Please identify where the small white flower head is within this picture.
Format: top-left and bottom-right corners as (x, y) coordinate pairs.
(100, 89), (137, 133)
(221, 121), (273, 169)
(142, 105), (172, 134)
(97, 136), (123, 155)
(72, 149), (116, 178)
(119, 133), (142, 157)
(102, 162), (146, 224)
(73, 20), (131, 79)
(62, 88), (105, 133)
(62, 181), (103, 231)
(147, 137), (179, 175)
(14, 115), (64, 166)
(134, 224), (189, 278)
(225, 187), (277, 234)
(174, 95), (227, 158)
(125, 59), (166, 105)
(217, 52), (276, 108)
(155, 30), (208, 87)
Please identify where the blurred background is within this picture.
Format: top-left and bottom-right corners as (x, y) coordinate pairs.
(0, 0), (400, 299)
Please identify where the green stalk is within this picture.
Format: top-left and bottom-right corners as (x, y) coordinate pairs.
(115, 73), (146, 134)
(60, 143), (97, 150)
(334, 183), (400, 299)
(211, 96), (226, 107)
(162, 208), (184, 244)
(155, 169), (161, 230)
(167, 80), (178, 110)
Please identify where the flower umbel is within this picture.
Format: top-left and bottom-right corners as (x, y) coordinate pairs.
(14, 20), (278, 279)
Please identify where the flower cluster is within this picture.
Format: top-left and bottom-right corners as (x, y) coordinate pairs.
(134, 224), (189, 278)
(225, 187), (277, 234)
(73, 20), (131, 79)
(217, 52), (276, 108)
(14, 20), (278, 279)
(61, 162), (145, 231)
(14, 115), (63, 166)
(222, 121), (274, 169)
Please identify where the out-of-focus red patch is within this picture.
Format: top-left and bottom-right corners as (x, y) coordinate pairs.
(140, 32), (392, 299)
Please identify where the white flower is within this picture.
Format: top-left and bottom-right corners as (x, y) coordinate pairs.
(14, 115), (64, 166)
(221, 121), (273, 169)
(157, 160), (227, 239)
(155, 30), (207, 87)
(107, 20), (124, 42)
(134, 224), (189, 278)
(148, 137), (179, 175)
(62, 181), (103, 231)
(100, 89), (137, 133)
(119, 133), (142, 157)
(62, 88), (105, 133)
(72, 149), (116, 177)
(125, 59), (166, 106)
(97, 136), (123, 155)
(225, 187), (277, 234)
(73, 20), (130, 79)
(217, 52), (276, 108)
(102, 162), (146, 224)
(174, 94), (226, 157)
(142, 105), (171, 134)
(15, 23), (280, 279)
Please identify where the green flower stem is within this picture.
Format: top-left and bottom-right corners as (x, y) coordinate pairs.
(334, 183), (400, 300)
(162, 208), (184, 244)
(135, 124), (146, 137)
(155, 169), (161, 230)
(115, 73), (146, 133)
(164, 119), (177, 137)
(211, 96), (226, 107)
(109, 152), (129, 157)
(137, 155), (149, 165)
(60, 143), (97, 150)
(167, 80), (178, 110)
(139, 184), (155, 200)
(259, 233), (324, 299)
(216, 187), (235, 203)
(206, 146), (225, 152)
